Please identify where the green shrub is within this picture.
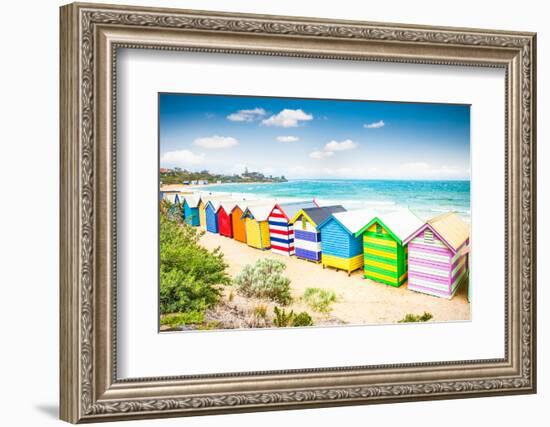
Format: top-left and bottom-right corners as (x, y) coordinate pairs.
(233, 258), (292, 305)
(159, 213), (231, 316)
(160, 199), (183, 223)
(292, 311), (314, 327)
(273, 306), (294, 327)
(303, 288), (337, 314)
(398, 312), (433, 323)
(273, 307), (314, 327)
(160, 311), (204, 328)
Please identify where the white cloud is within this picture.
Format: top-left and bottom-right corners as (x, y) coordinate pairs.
(364, 120), (385, 129)
(310, 139), (357, 160)
(160, 150), (205, 167)
(276, 135), (300, 143)
(324, 139), (357, 151)
(193, 135), (239, 149)
(309, 150), (334, 160)
(262, 109), (313, 127)
(226, 108), (266, 122)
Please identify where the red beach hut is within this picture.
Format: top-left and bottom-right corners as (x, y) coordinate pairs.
(217, 201), (236, 238)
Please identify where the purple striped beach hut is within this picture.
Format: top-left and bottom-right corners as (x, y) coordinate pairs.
(403, 212), (470, 299)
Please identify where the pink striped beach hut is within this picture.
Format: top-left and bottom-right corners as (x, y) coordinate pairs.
(403, 212), (470, 299)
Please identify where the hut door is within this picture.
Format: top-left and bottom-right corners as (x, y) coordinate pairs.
(258, 222), (263, 248)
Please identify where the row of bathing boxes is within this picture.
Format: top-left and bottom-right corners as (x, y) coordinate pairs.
(163, 192), (470, 300)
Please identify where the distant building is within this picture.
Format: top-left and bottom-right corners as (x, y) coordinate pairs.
(159, 168), (170, 174)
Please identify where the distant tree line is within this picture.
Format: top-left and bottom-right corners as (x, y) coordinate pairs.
(160, 167), (287, 185)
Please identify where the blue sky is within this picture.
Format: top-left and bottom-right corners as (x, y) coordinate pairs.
(159, 93), (470, 180)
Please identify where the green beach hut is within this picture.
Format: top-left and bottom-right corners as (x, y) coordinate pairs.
(354, 209), (423, 287)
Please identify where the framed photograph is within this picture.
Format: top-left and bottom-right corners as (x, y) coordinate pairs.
(60, 2), (537, 423)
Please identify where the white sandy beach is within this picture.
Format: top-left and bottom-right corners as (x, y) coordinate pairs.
(199, 231), (471, 325)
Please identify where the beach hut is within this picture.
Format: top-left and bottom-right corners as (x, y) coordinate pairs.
(231, 202), (248, 243)
(217, 201), (237, 238)
(267, 200), (318, 256)
(229, 200), (263, 243)
(242, 204), (275, 250)
(160, 185), (185, 201)
(198, 195), (230, 229)
(354, 209), (424, 287)
(162, 191), (181, 205)
(317, 209), (376, 275)
(290, 205), (347, 262)
(162, 192), (183, 220)
(183, 195), (200, 226)
(178, 194), (186, 221)
(204, 197), (235, 234)
(205, 200), (221, 234)
(402, 212), (470, 299)
(198, 198), (208, 228)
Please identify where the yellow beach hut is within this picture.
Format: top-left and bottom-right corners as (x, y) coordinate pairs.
(242, 204), (276, 250)
(198, 198), (208, 229)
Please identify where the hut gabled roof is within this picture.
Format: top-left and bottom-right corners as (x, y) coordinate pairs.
(200, 194), (233, 207)
(290, 205), (347, 226)
(426, 212), (470, 252)
(242, 203), (276, 222)
(163, 192), (182, 204)
(206, 199), (228, 212)
(272, 200), (318, 220)
(230, 199), (270, 213)
(218, 200), (239, 214)
(356, 209), (423, 244)
(317, 208), (378, 235)
(183, 194), (201, 208)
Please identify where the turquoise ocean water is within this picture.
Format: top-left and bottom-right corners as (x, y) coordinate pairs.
(203, 179), (470, 222)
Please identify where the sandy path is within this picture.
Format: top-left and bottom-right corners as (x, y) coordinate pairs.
(200, 231), (471, 325)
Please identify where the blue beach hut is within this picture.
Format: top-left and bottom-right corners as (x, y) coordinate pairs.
(162, 192), (181, 205)
(183, 195), (201, 226)
(290, 205), (346, 262)
(205, 200), (220, 233)
(316, 209), (377, 276)
(205, 198), (234, 233)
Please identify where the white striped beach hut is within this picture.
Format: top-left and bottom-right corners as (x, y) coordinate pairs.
(267, 200), (318, 256)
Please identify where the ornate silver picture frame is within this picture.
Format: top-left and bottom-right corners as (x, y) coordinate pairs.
(60, 2), (536, 423)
